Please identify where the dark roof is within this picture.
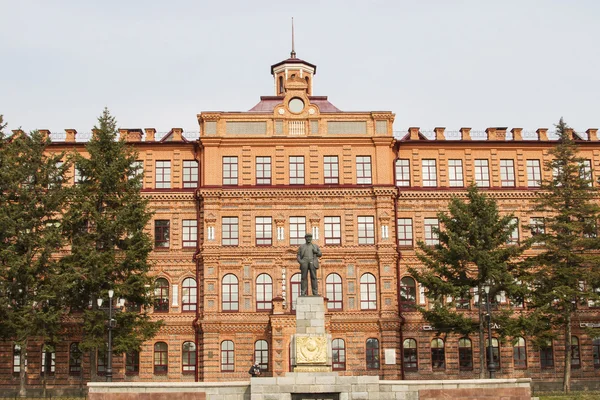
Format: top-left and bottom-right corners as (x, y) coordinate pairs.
(270, 57), (317, 75)
(248, 96), (341, 113)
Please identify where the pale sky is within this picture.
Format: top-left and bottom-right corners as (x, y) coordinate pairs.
(1, 0), (599, 135)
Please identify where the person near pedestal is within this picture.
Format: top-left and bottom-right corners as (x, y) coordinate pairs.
(248, 362), (261, 377)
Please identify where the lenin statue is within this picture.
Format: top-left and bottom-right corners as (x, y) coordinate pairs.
(296, 233), (322, 296)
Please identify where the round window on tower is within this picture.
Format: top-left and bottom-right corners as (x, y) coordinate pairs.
(288, 98), (305, 114)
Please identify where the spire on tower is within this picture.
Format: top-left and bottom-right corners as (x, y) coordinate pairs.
(290, 17), (296, 59)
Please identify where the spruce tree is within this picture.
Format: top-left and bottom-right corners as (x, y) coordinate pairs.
(60, 108), (161, 378)
(0, 120), (69, 396)
(410, 184), (527, 378)
(520, 118), (600, 393)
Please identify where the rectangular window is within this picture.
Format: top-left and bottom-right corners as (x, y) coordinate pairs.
(129, 160), (143, 182)
(74, 166), (84, 184)
(358, 216), (375, 245)
(255, 217), (273, 246)
(356, 156), (372, 184)
(289, 217), (307, 245)
(530, 217), (545, 236)
(289, 156), (305, 185)
(448, 159), (464, 187)
(256, 157), (272, 185)
(395, 159), (410, 187)
(527, 160), (541, 187)
(424, 218), (440, 246)
(324, 156), (339, 184)
(182, 160), (198, 188)
(581, 159), (593, 186)
(324, 216), (341, 245)
(222, 217), (239, 246)
(422, 159), (437, 187)
(508, 218), (519, 245)
(500, 159), (515, 187)
(397, 218), (413, 247)
(155, 161), (171, 189)
(474, 159), (490, 187)
(182, 220), (197, 248)
(223, 156), (238, 185)
(154, 220), (170, 248)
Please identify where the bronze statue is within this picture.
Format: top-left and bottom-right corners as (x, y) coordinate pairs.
(297, 233), (322, 296)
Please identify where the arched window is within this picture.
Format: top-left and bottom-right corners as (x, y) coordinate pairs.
(125, 351), (139, 375)
(571, 336), (581, 369)
(366, 338), (380, 369)
(540, 339), (554, 369)
(222, 274), (239, 312)
(41, 345), (55, 376)
(254, 340), (269, 371)
(256, 274), (273, 311)
(221, 340), (234, 372)
(326, 273), (343, 310)
(332, 339), (346, 371)
(154, 277), (169, 312)
(400, 277), (417, 311)
(69, 342), (82, 376)
(360, 273), (377, 310)
(486, 337), (501, 369)
(593, 337), (600, 368)
(291, 273), (301, 311)
(403, 338), (418, 371)
(154, 342), (168, 374)
(458, 338), (472, 370)
(431, 338), (445, 370)
(513, 337), (527, 369)
(182, 341), (196, 374)
(13, 344), (21, 375)
(182, 277), (197, 312)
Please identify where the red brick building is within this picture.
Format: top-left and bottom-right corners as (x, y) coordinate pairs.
(1, 52), (600, 394)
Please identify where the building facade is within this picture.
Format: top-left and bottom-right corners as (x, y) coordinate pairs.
(1, 52), (600, 393)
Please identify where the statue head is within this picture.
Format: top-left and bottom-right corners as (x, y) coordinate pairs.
(304, 233), (312, 243)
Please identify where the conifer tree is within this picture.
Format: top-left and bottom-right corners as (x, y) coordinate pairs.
(410, 184), (527, 378)
(0, 119), (69, 396)
(60, 109), (161, 378)
(520, 118), (600, 393)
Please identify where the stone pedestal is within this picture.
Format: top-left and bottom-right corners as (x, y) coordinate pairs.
(291, 296), (332, 372)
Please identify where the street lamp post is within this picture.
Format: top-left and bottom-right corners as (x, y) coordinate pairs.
(97, 290), (125, 382)
(483, 284), (497, 379)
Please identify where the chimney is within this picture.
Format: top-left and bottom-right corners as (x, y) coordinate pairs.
(460, 127), (472, 140)
(144, 128), (156, 142)
(565, 128), (574, 140)
(536, 128), (548, 141)
(511, 128), (523, 141)
(408, 127), (420, 140)
(434, 127), (446, 140)
(39, 129), (51, 141)
(119, 129), (128, 141)
(586, 128), (598, 141)
(65, 129), (77, 142)
(171, 128), (183, 141)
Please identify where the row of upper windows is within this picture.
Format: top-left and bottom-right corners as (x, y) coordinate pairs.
(402, 336), (599, 372)
(154, 216), (378, 248)
(396, 158), (593, 188)
(397, 216), (549, 248)
(152, 272), (378, 314)
(154, 215), (546, 250)
(63, 156), (596, 189)
(71, 156), (373, 188)
(222, 155), (373, 185)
